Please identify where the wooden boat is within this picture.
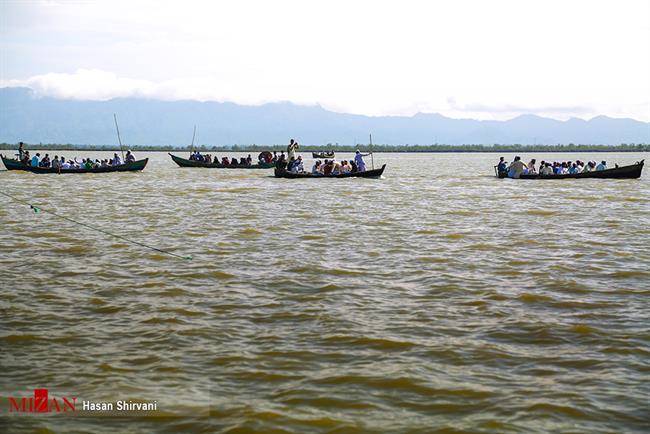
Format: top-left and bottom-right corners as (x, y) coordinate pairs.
(312, 151), (335, 159)
(169, 153), (275, 169)
(496, 160), (644, 179)
(275, 164), (386, 179)
(1, 155), (148, 173)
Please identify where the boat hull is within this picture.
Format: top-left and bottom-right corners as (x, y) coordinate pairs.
(1, 155), (148, 173)
(497, 160), (644, 179)
(312, 151), (335, 159)
(169, 153), (275, 169)
(275, 164), (386, 179)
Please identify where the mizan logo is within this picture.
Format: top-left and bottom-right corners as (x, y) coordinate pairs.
(6, 388), (158, 414)
(9, 389), (77, 413)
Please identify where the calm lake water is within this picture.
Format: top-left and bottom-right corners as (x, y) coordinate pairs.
(1, 151), (648, 433)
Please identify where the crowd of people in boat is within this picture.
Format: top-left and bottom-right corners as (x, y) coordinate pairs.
(16, 144), (136, 169)
(189, 150), (291, 166)
(188, 139), (304, 166)
(186, 138), (372, 175)
(279, 151), (371, 175)
(498, 156), (611, 178)
(188, 151), (258, 166)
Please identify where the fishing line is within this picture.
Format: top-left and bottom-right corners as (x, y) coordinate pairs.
(0, 190), (192, 261)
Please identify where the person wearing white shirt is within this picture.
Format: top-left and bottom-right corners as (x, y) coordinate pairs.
(287, 139), (299, 161)
(526, 159), (537, 174)
(540, 164), (553, 175)
(507, 156), (527, 178)
(596, 161), (607, 171)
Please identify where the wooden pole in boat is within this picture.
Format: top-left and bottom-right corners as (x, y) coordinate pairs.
(113, 114), (125, 161)
(190, 125), (196, 154)
(369, 133), (374, 170)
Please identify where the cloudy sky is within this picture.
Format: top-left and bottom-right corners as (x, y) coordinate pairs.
(1, 0), (649, 120)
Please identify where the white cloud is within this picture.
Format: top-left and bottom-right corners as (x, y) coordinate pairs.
(3, 69), (156, 101)
(3, 68), (649, 121)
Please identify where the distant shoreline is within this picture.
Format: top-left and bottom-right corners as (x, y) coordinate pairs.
(1, 143), (648, 153)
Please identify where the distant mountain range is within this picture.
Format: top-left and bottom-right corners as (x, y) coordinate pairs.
(1, 87), (648, 146)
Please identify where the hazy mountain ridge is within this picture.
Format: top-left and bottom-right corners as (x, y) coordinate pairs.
(1, 87), (648, 145)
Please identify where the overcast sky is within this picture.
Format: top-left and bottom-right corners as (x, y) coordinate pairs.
(1, 0), (649, 120)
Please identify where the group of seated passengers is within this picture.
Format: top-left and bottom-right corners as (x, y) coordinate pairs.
(282, 157), (361, 175)
(280, 150), (370, 175)
(19, 149), (135, 169)
(311, 159), (359, 175)
(221, 155), (254, 166)
(498, 156), (609, 178)
(260, 152), (282, 163)
(189, 151), (255, 166)
(189, 151), (213, 162)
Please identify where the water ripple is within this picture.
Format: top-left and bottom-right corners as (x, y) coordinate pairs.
(1, 151), (649, 433)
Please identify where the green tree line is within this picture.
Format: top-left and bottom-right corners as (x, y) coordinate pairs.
(1, 142), (648, 153)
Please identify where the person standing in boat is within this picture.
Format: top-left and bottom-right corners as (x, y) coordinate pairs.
(355, 150), (370, 172)
(17, 142), (25, 161)
(287, 139), (299, 161)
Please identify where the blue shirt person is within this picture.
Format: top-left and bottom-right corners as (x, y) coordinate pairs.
(354, 151), (370, 172)
(497, 157), (507, 173)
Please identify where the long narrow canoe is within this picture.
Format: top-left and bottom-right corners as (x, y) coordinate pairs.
(312, 151), (335, 159)
(1, 155), (148, 173)
(497, 160), (644, 179)
(275, 164), (386, 179)
(169, 153), (275, 169)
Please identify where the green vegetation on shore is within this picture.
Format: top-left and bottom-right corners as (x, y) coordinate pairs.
(1, 142), (648, 153)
